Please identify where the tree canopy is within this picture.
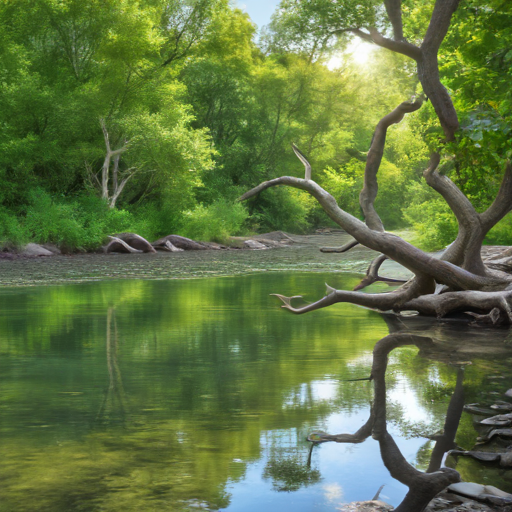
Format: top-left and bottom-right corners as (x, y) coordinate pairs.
(0, 0), (510, 253)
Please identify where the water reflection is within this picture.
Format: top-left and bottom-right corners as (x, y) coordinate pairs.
(0, 276), (511, 511)
(306, 334), (462, 511)
(96, 308), (128, 427)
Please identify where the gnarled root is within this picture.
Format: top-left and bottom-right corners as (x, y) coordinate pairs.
(353, 254), (408, 291)
(403, 290), (512, 324)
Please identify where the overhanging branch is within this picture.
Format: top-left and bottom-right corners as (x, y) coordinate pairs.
(238, 175), (508, 291)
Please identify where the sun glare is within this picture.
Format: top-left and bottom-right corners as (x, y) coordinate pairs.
(327, 39), (375, 70)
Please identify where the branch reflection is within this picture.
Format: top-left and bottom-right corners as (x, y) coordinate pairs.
(96, 307), (128, 426)
(309, 334), (462, 512)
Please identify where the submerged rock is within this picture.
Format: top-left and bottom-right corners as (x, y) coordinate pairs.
(448, 482), (512, 506)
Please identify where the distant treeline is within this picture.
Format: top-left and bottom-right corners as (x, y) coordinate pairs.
(0, 0), (511, 250)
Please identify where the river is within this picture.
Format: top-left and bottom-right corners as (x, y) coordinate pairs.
(1, 236), (511, 511)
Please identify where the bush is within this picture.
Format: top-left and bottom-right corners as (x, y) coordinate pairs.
(484, 214), (512, 245)
(0, 208), (29, 248)
(22, 189), (139, 251)
(402, 196), (458, 251)
(250, 187), (314, 234)
(180, 198), (249, 243)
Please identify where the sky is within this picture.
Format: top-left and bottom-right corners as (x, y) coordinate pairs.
(234, 0), (375, 66)
(235, 0), (280, 29)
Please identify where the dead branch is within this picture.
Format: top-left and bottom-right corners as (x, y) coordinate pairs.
(99, 118), (133, 208)
(238, 174), (509, 291)
(351, 28), (422, 61)
(292, 143), (311, 180)
(383, 0), (404, 41)
(404, 290), (512, 322)
(111, 233), (157, 253)
(353, 254), (407, 291)
(361, 97), (424, 232)
(481, 161), (512, 232)
(105, 237), (143, 254)
(320, 238), (360, 253)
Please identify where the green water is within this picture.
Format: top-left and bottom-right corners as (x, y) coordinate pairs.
(1, 273), (512, 511)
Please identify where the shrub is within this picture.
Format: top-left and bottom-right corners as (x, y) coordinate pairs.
(180, 198), (249, 243)
(0, 208), (29, 248)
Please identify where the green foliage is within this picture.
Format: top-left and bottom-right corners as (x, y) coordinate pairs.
(250, 188), (315, 234)
(320, 161), (363, 217)
(485, 214), (512, 246)
(22, 189), (136, 250)
(263, 456), (321, 492)
(180, 199), (249, 243)
(402, 190), (458, 251)
(0, 208), (29, 247)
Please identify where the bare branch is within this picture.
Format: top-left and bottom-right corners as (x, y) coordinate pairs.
(361, 97), (425, 232)
(481, 161), (512, 232)
(423, 153), (488, 274)
(421, 0), (462, 55)
(238, 176), (508, 291)
(271, 283), (422, 315)
(109, 169), (137, 209)
(353, 254), (407, 291)
(351, 28), (422, 61)
(291, 143), (311, 180)
(320, 238), (360, 253)
(105, 236), (143, 254)
(383, 0), (404, 41)
(404, 290), (512, 320)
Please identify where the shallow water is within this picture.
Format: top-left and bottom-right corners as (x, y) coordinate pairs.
(0, 233), (413, 287)
(1, 271), (512, 511)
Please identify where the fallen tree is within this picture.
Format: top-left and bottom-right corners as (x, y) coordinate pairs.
(239, 0), (512, 324)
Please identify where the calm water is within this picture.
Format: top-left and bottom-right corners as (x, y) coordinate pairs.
(1, 273), (512, 511)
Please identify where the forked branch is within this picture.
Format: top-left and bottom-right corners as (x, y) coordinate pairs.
(362, 97), (424, 232)
(238, 173), (508, 291)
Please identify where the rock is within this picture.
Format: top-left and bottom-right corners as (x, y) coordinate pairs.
(41, 243), (61, 254)
(491, 401), (512, 411)
(479, 412), (512, 426)
(152, 235), (208, 251)
(477, 427), (512, 443)
(506, 389), (512, 398)
(463, 404), (498, 416)
(244, 240), (268, 250)
(111, 233), (157, 253)
(448, 482), (512, 505)
(501, 449), (512, 467)
(449, 450), (501, 462)
(22, 243), (54, 256)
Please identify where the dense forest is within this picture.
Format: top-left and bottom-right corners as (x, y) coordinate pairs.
(0, 0), (510, 252)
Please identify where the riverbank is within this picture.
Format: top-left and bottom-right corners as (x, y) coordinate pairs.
(0, 232), (411, 287)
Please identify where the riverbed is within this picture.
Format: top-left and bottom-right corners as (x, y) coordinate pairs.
(1, 237), (511, 511)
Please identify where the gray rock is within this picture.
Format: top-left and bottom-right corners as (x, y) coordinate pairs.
(22, 243), (54, 256)
(244, 240), (268, 250)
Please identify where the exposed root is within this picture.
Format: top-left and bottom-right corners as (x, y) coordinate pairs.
(404, 290), (512, 323)
(353, 254), (408, 291)
(320, 238), (360, 253)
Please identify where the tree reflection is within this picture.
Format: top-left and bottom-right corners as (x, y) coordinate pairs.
(307, 334), (462, 512)
(96, 307), (128, 426)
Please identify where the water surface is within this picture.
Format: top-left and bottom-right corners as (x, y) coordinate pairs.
(1, 273), (511, 511)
